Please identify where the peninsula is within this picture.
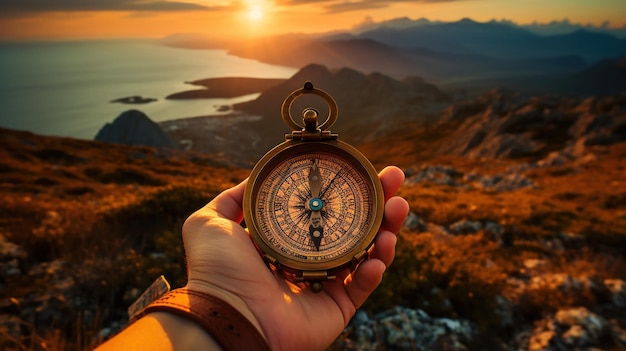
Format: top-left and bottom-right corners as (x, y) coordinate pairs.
(166, 77), (286, 99)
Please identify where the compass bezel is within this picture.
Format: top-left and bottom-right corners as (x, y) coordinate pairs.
(243, 139), (385, 274)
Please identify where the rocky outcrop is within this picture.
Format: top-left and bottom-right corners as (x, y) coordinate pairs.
(332, 305), (626, 350)
(95, 110), (176, 148)
(405, 164), (536, 192)
(332, 307), (476, 350)
(434, 91), (626, 161)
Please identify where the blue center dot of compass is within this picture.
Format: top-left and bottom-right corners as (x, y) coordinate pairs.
(309, 198), (323, 211)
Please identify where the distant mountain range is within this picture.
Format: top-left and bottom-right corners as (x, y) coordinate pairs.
(161, 18), (626, 95)
(335, 18), (625, 63)
(351, 17), (626, 39)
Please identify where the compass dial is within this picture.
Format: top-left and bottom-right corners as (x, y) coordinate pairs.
(247, 143), (381, 268)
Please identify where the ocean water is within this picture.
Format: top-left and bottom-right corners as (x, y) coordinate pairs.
(0, 39), (297, 140)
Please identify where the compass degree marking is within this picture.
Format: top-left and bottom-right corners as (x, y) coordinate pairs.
(255, 151), (374, 261)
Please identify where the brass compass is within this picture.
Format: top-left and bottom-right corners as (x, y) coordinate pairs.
(243, 82), (384, 292)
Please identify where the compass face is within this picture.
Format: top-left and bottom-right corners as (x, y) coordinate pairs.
(246, 141), (383, 270)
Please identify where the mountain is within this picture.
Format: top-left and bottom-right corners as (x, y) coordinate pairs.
(159, 18), (625, 94)
(502, 56), (626, 95)
(160, 64), (450, 166)
(352, 17), (626, 39)
(352, 19), (626, 62)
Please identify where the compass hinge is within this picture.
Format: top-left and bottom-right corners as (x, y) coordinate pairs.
(286, 130), (338, 141)
(296, 270), (336, 283)
(351, 250), (369, 270)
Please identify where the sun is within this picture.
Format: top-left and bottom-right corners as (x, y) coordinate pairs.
(247, 4), (264, 21)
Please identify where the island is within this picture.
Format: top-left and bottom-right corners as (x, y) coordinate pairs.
(166, 77), (286, 99)
(110, 95), (157, 104)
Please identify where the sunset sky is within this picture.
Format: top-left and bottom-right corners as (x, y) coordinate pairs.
(0, 0), (624, 41)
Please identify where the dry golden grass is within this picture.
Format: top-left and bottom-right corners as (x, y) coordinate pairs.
(0, 128), (247, 350)
(1, 126), (625, 349)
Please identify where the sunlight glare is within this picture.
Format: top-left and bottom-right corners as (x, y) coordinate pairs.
(248, 4), (264, 21)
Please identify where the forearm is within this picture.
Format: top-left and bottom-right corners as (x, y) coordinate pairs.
(96, 312), (222, 351)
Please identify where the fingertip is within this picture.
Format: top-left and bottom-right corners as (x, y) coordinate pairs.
(345, 259), (386, 309)
(383, 196), (410, 233)
(379, 166), (405, 201)
(370, 230), (397, 268)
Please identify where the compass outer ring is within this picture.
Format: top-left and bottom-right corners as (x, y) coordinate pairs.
(243, 139), (385, 276)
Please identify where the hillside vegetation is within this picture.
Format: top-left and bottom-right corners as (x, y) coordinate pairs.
(1, 79), (626, 350)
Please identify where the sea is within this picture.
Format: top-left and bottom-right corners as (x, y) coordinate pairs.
(0, 39), (297, 140)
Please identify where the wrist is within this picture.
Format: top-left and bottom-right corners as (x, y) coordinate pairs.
(142, 287), (270, 351)
(184, 281), (268, 342)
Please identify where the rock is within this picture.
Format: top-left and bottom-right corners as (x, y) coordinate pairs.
(604, 279), (626, 307)
(495, 173), (536, 191)
(405, 165), (464, 187)
(426, 223), (453, 238)
(558, 232), (585, 248)
(449, 220), (482, 235)
(333, 307), (475, 350)
(610, 319), (626, 349)
(528, 329), (557, 351)
(110, 95), (157, 104)
(0, 234), (26, 260)
(0, 259), (20, 277)
(536, 150), (574, 167)
(0, 235), (26, 279)
(477, 172), (535, 191)
(523, 259), (548, 270)
(555, 307), (610, 346)
(528, 273), (582, 294)
(527, 307), (611, 350)
(484, 221), (504, 241)
(403, 212), (428, 232)
(95, 110), (176, 148)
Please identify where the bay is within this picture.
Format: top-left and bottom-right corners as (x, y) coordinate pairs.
(0, 39), (297, 140)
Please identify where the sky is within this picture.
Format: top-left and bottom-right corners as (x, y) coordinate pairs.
(0, 0), (624, 41)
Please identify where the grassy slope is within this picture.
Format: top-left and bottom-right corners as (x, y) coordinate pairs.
(0, 127), (248, 350)
(1, 122), (625, 349)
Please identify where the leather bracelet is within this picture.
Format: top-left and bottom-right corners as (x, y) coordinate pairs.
(140, 288), (270, 351)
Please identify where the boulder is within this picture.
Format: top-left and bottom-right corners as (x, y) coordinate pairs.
(403, 212), (428, 232)
(333, 306), (475, 350)
(527, 307), (611, 350)
(95, 110), (176, 148)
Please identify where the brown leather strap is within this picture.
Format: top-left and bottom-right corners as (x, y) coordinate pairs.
(141, 288), (270, 351)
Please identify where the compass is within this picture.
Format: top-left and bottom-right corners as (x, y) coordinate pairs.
(243, 82), (384, 292)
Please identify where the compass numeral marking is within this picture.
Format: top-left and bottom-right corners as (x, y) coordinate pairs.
(274, 202), (283, 212)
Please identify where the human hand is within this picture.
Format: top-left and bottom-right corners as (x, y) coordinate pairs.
(182, 166), (408, 350)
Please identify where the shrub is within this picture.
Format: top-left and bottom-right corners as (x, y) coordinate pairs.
(365, 231), (507, 330)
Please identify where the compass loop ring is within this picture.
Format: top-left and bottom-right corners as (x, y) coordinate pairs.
(281, 82), (338, 131)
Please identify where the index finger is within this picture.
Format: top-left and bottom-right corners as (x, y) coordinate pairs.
(205, 178), (248, 223)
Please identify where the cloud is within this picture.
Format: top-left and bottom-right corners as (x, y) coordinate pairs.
(325, 0), (388, 13)
(0, 0), (220, 14)
(276, 0), (461, 14)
